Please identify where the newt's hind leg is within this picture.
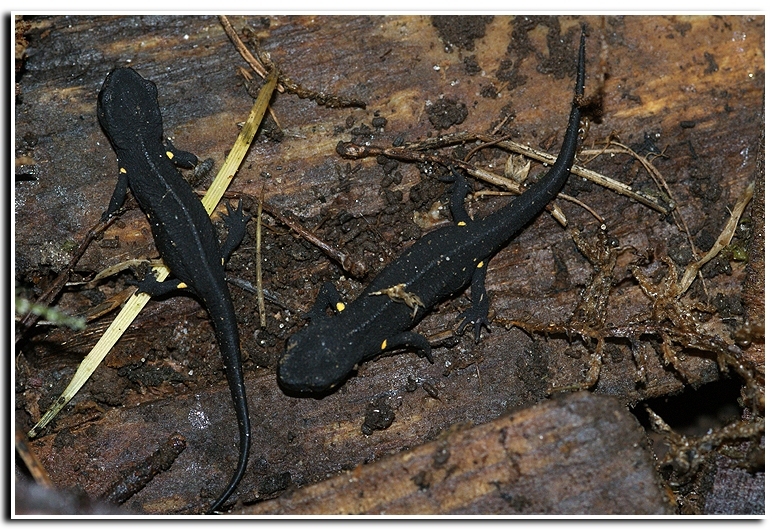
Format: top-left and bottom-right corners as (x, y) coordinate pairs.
(219, 199), (251, 263)
(381, 331), (433, 363)
(303, 282), (343, 320)
(442, 168), (491, 341)
(440, 168), (472, 224)
(456, 259), (491, 342)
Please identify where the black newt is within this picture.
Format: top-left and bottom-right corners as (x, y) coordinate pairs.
(97, 67), (250, 513)
(278, 32), (586, 394)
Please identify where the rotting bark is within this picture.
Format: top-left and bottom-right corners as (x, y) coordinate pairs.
(15, 15), (764, 514)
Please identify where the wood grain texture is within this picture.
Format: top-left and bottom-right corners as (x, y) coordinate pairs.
(242, 392), (670, 515)
(15, 15), (763, 514)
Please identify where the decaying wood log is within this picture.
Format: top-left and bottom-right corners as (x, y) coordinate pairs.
(242, 392), (671, 515)
(15, 15), (763, 515)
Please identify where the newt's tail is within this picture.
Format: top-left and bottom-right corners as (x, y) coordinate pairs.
(478, 28), (586, 243)
(523, 27), (586, 207)
(205, 293), (251, 514)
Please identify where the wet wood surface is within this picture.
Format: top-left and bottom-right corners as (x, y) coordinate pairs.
(242, 392), (671, 515)
(15, 15), (763, 514)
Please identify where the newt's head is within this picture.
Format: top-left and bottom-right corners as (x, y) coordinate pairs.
(278, 322), (360, 394)
(97, 67), (164, 152)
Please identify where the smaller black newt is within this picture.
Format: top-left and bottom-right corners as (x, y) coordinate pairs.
(97, 67), (251, 513)
(278, 31), (587, 394)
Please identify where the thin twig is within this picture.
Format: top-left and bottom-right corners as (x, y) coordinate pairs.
(15, 211), (119, 343)
(592, 139), (703, 293)
(338, 136), (671, 215)
(559, 193), (606, 224)
(256, 194), (266, 328)
(494, 138), (671, 214)
(15, 428), (53, 487)
(336, 141), (524, 194)
(678, 182), (754, 293)
(219, 15), (283, 92)
(464, 135), (510, 162)
(221, 15), (365, 112)
(261, 200), (367, 279)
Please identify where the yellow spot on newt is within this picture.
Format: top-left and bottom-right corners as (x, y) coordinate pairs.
(166, 151), (175, 160)
(381, 339), (387, 350)
(457, 221), (466, 226)
(177, 282), (187, 289)
(119, 167), (127, 174)
(336, 302), (346, 312)
(477, 261), (484, 268)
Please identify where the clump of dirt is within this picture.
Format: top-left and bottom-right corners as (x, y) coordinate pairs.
(431, 16), (494, 52)
(426, 98), (468, 130)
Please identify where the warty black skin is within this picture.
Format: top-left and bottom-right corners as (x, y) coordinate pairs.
(97, 67), (250, 513)
(278, 32), (587, 394)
